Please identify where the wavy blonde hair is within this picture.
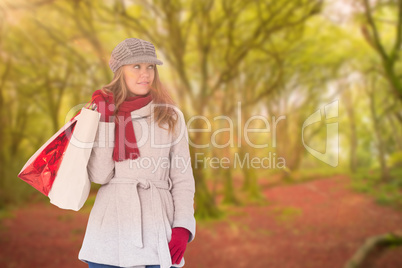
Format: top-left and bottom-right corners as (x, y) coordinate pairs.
(100, 65), (179, 135)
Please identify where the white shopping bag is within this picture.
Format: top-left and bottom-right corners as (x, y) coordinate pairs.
(48, 107), (100, 211)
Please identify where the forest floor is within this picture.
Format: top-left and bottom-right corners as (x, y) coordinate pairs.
(0, 174), (401, 268)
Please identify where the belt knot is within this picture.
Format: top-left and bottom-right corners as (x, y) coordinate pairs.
(137, 178), (151, 189)
(105, 176), (173, 268)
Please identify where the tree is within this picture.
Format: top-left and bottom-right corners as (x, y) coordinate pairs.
(360, 0), (402, 101)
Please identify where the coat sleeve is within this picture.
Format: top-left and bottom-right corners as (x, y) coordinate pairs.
(169, 112), (196, 243)
(87, 121), (115, 185)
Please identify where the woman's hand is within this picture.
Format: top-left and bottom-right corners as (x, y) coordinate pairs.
(168, 227), (190, 264)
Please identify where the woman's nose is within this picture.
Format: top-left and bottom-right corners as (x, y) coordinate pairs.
(140, 70), (149, 77)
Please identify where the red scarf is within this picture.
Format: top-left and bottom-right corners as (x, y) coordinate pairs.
(91, 89), (153, 162)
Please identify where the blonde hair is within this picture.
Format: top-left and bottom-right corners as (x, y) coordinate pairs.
(100, 65), (179, 135)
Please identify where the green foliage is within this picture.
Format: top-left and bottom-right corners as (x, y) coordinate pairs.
(350, 167), (402, 209)
(271, 206), (303, 224)
(0, 208), (15, 222)
(388, 151), (402, 168)
(0, 0), (401, 218)
(79, 193), (97, 214)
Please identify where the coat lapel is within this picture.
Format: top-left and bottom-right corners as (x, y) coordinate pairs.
(130, 100), (154, 119)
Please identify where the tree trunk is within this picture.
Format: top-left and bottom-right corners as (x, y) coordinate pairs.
(386, 112), (402, 151)
(190, 119), (221, 219)
(366, 78), (391, 182)
(342, 88), (358, 173)
(221, 167), (241, 205)
(344, 230), (402, 268)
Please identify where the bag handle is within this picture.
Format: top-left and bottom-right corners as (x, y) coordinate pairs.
(85, 94), (103, 110)
(70, 94), (103, 121)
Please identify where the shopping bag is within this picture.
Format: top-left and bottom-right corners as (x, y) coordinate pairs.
(48, 107), (100, 210)
(18, 96), (101, 211)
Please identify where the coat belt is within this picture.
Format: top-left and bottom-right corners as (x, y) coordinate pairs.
(106, 177), (173, 268)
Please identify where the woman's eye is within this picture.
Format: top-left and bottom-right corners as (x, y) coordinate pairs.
(133, 65), (154, 69)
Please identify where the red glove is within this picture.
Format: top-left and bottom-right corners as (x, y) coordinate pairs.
(168, 227), (190, 264)
(91, 89), (115, 122)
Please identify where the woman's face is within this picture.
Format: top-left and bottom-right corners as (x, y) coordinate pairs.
(123, 63), (155, 97)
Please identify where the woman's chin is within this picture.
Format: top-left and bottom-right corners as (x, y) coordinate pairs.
(128, 89), (150, 97)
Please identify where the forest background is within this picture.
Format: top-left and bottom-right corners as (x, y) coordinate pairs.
(0, 0), (402, 267)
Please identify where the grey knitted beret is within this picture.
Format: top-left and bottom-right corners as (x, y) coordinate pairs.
(109, 38), (163, 73)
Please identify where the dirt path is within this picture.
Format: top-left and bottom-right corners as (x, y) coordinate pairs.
(1, 175), (401, 268)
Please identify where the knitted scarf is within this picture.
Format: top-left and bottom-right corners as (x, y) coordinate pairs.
(91, 89), (153, 162)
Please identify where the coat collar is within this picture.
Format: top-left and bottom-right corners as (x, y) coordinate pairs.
(130, 100), (154, 119)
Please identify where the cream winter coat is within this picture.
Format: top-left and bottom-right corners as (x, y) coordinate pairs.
(78, 100), (196, 268)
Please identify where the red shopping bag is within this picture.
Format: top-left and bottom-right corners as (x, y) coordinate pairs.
(17, 95), (101, 196)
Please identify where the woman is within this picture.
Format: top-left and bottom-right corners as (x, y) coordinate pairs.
(78, 38), (196, 268)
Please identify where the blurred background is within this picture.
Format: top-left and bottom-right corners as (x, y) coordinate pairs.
(1, 0), (402, 267)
